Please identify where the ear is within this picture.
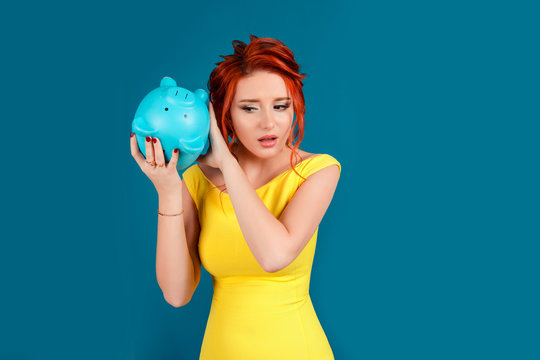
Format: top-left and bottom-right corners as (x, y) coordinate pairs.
(160, 77), (177, 87)
(194, 89), (209, 104)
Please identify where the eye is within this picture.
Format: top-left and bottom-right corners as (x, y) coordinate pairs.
(241, 106), (256, 112)
(164, 107), (169, 111)
(241, 104), (290, 113)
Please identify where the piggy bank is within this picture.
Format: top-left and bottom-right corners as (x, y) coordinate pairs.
(131, 76), (210, 172)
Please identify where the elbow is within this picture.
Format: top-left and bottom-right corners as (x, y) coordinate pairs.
(170, 299), (187, 308)
(162, 281), (197, 308)
(263, 253), (289, 273)
(164, 294), (191, 308)
(261, 234), (295, 273)
(264, 235), (296, 273)
(263, 265), (280, 273)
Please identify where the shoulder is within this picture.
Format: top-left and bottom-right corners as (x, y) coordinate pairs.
(197, 163), (220, 184)
(181, 162), (204, 181)
(295, 149), (315, 162)
(182, 162), (216, 189)
(298, 153), (341, 184)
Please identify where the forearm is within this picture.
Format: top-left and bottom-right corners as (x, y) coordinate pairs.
(155, 192), (194, 306)
(220, 156), (290, 272)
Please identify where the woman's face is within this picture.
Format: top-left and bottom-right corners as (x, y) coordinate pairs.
(230, 70), (294, 159)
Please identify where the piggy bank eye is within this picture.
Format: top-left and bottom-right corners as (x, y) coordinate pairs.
(165, 107), (169, 111)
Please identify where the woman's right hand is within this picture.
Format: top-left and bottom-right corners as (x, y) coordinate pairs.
(130, 132), (182, 195)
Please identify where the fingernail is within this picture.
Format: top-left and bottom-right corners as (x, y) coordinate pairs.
(153, 138), (157, 143)
(130, 132), (134, 137)
(174, 149), (178, 153)
(146, 136), (151, 142)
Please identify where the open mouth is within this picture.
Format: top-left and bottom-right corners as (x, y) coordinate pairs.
(258, 137), (277, 147)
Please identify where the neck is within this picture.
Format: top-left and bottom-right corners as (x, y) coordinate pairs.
(232, 142), (294, 173)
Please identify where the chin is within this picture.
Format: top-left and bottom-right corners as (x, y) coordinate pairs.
(247, 142), (276, 156)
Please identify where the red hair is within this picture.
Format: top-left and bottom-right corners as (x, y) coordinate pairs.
(205, 35), (308, 209)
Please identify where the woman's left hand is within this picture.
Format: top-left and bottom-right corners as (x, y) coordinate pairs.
(196, 101), (234, 170)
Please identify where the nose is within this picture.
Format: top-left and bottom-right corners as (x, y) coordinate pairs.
(260, 107), (276, 129)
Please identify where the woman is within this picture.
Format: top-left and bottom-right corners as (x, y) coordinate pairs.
(130, 35), (341, 359)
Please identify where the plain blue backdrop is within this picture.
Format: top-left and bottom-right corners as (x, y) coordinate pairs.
(1, 0), (538, 359)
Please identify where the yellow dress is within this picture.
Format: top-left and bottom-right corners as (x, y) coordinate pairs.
(182, 154), (341, 360)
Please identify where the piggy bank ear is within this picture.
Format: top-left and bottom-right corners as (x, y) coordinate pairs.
(160, 77), (177, 87)
(194, 89), (209, 104)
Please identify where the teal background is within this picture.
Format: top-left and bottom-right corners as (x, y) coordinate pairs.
(1, 0), (538, 359)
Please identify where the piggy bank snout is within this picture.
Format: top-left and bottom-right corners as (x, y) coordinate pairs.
(168, 88), (194, 105)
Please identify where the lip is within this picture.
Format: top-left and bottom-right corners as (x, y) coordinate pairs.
(258, 138), (277, 148)
(258, 134), (278, 141)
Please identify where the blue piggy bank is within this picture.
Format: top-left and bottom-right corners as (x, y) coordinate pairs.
(132, 77), (210, 172)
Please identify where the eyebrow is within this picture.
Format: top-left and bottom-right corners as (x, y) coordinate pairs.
(238, 97), (291, 103)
